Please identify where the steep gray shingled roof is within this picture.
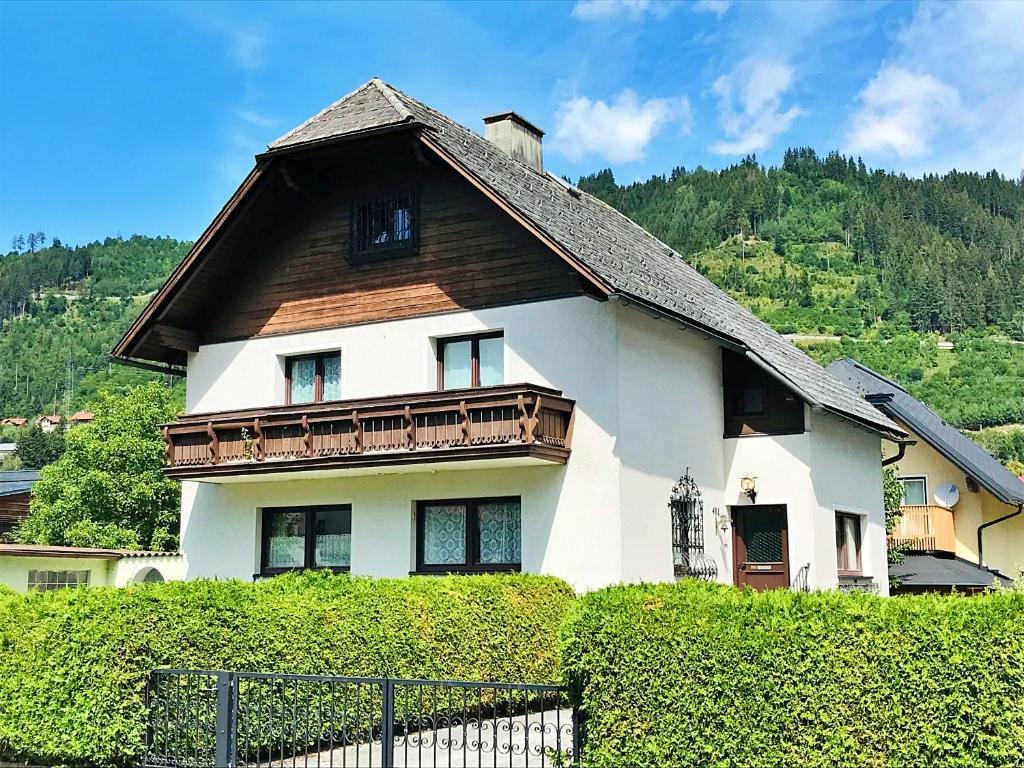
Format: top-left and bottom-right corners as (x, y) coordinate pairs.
(267, 78), (902, 438)
(828, 357), (1024, 505)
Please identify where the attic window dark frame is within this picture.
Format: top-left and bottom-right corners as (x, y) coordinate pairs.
(350, 189), (419, 262)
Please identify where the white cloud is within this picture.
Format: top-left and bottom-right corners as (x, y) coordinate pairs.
(551, 89), (692, 163)
(845, 1), (1024, 174)
(236, 110), (278, 129)
(693, 0), (731, 17)
(570, 0), (670, 21)
(709, 57), (803, 155)
(230, 28), (266, 71)
(847, 66), (965, 158)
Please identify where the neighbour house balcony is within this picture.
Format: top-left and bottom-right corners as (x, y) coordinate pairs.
(162, 384), (574, 480)
(888, 504), (956, 553)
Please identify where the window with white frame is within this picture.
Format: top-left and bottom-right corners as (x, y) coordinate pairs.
(899, 476), (927, 506)
(835, 512), (862, 575)
(27, 569), (91, 592)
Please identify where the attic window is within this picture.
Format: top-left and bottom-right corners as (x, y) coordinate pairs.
(352, 191), (418, 261)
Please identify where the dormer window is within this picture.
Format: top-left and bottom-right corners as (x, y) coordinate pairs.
(352, 191), (418, 261)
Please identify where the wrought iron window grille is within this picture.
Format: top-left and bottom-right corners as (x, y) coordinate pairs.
(351, 191), (419, 262)
(669, 468), (718, 581)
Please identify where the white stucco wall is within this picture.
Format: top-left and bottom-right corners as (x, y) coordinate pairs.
(181, 296), (625, 592)
(111, 554), (185, 587)
(179, 295), (889, 594)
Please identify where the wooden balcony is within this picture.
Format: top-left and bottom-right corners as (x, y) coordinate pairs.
(162, 384), (574, 480)
(888, 504), (956, 553)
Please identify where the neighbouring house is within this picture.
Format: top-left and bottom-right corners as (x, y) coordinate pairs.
(1, 417), (27, 427)
(36, 415), (62, 433)
(828, 357), (1024, 593)
(70, 410), (95, 425)
(0, 544), (183, 593)
(111, 79), (905, 594)
(0, 470), (40, 538)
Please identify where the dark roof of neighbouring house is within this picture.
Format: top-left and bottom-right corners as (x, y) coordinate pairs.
(889, 553), (1013, 589)
(0, 470), (40, 498)
(827, 357), (1024, 505)
(116, 78), (903, 439)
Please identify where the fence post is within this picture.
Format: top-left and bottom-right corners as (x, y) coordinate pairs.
(572, 703), (582, 765)
(380, 679), (395, 768)
(216, 671), (236, 768)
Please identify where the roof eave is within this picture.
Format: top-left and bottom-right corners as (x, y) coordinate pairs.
(257, 119), (424, 161)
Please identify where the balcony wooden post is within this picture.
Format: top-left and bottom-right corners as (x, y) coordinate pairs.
(301, 414), (311, 457)
(405, 405), (415, 450)
(517, 395), (527, 442)
(253, 418), (264, 461)
(162, 426), (173, 466)
(352, 410), (362, 453)
(207, 422), (219, 465)
(460, 401), (471, 446)
(530, 396), (543, 443)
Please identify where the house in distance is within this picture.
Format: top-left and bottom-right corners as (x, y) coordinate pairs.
(113, 79), (905, 593)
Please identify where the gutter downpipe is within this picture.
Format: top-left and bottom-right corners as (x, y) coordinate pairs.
(882, 440), (916, 467)
(978, 503), (1023, 570)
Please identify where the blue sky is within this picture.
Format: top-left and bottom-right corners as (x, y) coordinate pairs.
(2, 0), (1022, 250)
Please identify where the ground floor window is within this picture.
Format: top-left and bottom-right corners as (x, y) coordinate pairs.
(28, 569), (90, 591)
(416, 497), (521, 573)
(835, 512), (863, 576)
(261, 505), (351, 576)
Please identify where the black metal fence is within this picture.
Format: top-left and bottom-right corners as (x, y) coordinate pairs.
(143, 669), (579, 768)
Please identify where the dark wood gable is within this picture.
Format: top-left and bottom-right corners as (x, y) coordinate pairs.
(121, 132), (593, 363)
(722, 349), (805, 437)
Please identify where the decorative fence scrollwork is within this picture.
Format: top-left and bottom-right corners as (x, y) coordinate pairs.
(143, 669), (580, 767)
(669, 468), (718, 581)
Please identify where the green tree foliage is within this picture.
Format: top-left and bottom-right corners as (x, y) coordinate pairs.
(578, 151), (1024, 338)
(14, 425), (65, 469)
(14, 383), (183, 550)
(562, 580), (1024, 768)
(967, 427), (1024, 473)
(0, 572), (573, 767)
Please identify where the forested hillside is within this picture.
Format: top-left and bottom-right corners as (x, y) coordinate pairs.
(0, 236), (189, 418)
(1, 150), (1021, 465)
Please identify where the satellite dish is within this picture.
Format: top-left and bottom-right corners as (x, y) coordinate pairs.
(934, 483), (960, 509)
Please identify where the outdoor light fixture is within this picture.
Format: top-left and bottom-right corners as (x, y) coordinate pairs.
(714, 506), (731, 532)
(740, 475), (757, 503)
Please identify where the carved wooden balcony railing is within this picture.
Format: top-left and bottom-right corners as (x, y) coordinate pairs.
(162, 384), (574, 479)
(888, 504), (956, 553)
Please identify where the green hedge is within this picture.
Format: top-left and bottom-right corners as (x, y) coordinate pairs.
(562, 580), (1024, 768)
(0, 571), (573, 767)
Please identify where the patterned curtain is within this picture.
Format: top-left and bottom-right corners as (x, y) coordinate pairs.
(290, 359), (316, 404)
(268, 511), (305, 568)
(422, 504), (466, 564)
(322, 356), (341, 401)
(478, 500), (521, 564)
(315, 533), (351, 567)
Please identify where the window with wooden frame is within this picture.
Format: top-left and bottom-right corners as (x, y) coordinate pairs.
(285, 352), (341, 405)
(351, 191), (418, 261)
(415, 497), (521, 574)
(260, 505), (351, 576)
(898, 476), (927, 506)
(835, 512), (862, 576)
(437, 332), (504, 390)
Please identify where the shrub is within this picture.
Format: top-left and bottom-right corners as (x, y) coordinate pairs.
(562, 580), (1024, 768)
(0, 571), (573, 767)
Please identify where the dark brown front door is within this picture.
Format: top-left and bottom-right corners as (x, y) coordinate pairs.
(732, 505), (789, 590)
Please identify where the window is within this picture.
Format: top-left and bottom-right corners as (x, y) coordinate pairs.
(352, 191), (418, 260)
(835, 513), (862, 575)
(437, 332), (504, 390)
(736, 384), (766, 416)
(28, 569), (90, 592)
(722, 350), (804, 437)
(286, 352), (341, 405)
(416, 498), (521, 573)
(261, 505), (351, 575)
(899, 476), (927, 506)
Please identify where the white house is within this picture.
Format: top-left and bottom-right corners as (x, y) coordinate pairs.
(112, 79), (904, 594)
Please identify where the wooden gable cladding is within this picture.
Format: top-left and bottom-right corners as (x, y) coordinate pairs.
(722, 349), (805, 437)
(200, 137), (589, 344)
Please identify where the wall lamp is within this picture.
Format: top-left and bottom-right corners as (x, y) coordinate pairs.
(740, 475), (757, 503)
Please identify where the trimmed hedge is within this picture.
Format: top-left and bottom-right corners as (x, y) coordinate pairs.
(0, 571), (573, 767)
(562, 580), (1024, 768)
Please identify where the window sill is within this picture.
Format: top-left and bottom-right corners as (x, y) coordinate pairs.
(410, 565), (521, 576)
(723, 429), (806, 439)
